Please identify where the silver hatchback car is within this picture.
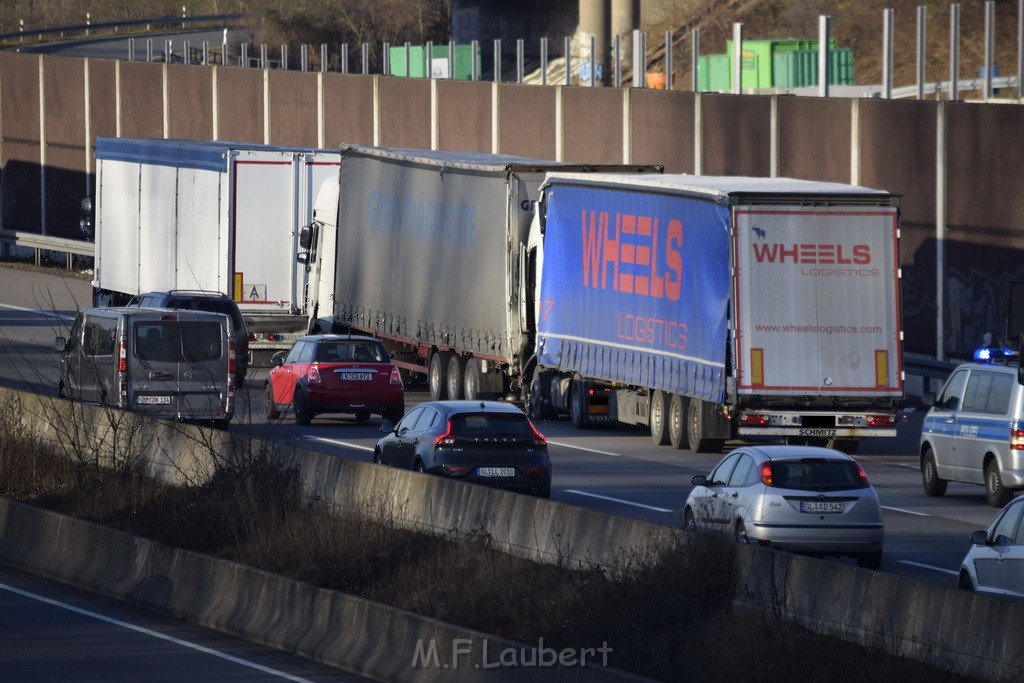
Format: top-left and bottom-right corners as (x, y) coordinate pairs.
(958, 496), (1024, 598)
(684, 445), (885, 569)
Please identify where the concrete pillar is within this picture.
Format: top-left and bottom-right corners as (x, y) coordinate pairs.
(579, 0), (610, 85)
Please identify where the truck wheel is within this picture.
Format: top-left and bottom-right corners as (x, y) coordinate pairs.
(669, 394), (689, 450)
(921, 449), (947, 497)
(264, 383), (280, 420)
(687, 399), (723, 453)
(446, 355), (466, 400)
(463, 358), (483, 401)
(985, 460), (1012, 508)
(649, 390), (670, 445)
(428, 351), (451, 401)
(570, 380), (590, 430)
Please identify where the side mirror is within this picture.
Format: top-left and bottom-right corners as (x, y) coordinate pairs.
(691, 474), (707, 486)
(379, 420), (393, 433)
(1018, 365), (1024, 386)
(298, 224), (314, 250)
(55, 336), (67, 352)
(970, 530), (988, 545)
(270, 353), (284, 367)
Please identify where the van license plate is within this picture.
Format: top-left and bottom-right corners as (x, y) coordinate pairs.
(137, 395), (171, 405)
(800, 501), (844, 513)
(478, 467), (515, 477)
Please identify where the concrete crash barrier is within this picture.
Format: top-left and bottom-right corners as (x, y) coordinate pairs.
(732, 544), (1024, 683)
(0, 499), (649, 682)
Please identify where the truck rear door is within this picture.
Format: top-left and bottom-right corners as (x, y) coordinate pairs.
(732, 204), (902, 401)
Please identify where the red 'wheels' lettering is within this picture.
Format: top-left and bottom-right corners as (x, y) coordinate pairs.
(579, 210), (683, 302)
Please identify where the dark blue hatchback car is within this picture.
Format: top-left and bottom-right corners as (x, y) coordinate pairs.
(374, 400), (552, 498)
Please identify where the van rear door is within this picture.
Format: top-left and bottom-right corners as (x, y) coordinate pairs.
(130, 314), (231, 420)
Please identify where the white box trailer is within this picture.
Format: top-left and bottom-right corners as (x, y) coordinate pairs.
(91, 137), (341, 363)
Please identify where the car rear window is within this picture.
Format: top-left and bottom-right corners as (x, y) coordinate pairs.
(134, 321), (223, 363)
(316, 341), (388, 363)
(450, 413), (531, 437)
(771, 459), (867, 491)
(167, 298), (244, 332)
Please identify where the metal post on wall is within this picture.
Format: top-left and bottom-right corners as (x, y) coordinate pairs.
(565, 36), (572, 86)
(882, 9), (894, 98)
(165, 39), (173, 64)
(692, 29), (700, 91)
(517, 39), (524, 83)
(362, 43), (369, 75)
(301, 44), (308, 72)
(240, 43), (248, 67)
(321, 44), (328, 74)
(665, 31), (673, 90)
(260, 44), (267, 70)
(471, 40), (479, 81)
(494, 39), (502, 83)
(222, 31), (228, 66)
(383, 42), (390, 75)
(732, 23), (742, 94)
(1019, 0), (1024, 103)
(632, 30), (644, 87)
(183, 40), (190, 65)
(589, 35), (596, 86)
(916, 6), (926, 100)
(203, 41), (209, 66)
(950, 4), (960, 100)
(613, 34), (621, 88)
(404, 41), (411, 77)
(281, 45), (288, 70)
(541, 37), (549, 86)
(340, 44), (348, 74)
(983, 0), (995, 100)
(448, 40), (455, 80)
(819, 15), (830, 97)
(129, 37), (135, 61)
(426, 41), (433, 79)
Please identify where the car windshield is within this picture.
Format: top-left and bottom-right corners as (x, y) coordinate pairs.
(771, 459), (867, 491)
(450, 413), (531, 438)
(316, 341), (388, 363)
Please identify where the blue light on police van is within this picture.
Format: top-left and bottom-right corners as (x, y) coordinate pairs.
(974, 347), (993, 362)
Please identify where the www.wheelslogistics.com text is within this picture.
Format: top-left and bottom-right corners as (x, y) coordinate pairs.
(411, 638), (613, 671)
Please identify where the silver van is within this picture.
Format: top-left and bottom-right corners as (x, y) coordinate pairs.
(56, 307), (236, 425)
(920, 359), (1024, 507)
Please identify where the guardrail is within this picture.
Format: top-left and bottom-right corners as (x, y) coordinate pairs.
(0, 13), (244, 46)
(0, 229), (93, 269)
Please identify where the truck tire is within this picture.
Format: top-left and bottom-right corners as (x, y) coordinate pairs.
(687, 398), (724, 453)
(446, 354), (466, 401)
(428, 351), (452, 401)
(669, 394), (689, 450)
(649, 390), (670, 445)
(463, 358), (484, 401)
(921, 449), (947, 497)
(570, 380), (590, 430)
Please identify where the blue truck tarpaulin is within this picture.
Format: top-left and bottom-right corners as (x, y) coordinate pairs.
(536, 184), (731, 403)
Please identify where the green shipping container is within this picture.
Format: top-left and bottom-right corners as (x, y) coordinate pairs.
(698, 38), (851, 91)
(388, 44), (480, 80)
(772, 49), (855, 88)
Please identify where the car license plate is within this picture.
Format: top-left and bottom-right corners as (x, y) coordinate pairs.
(477, 467), (515, 477)
(137, 395), (171, 405)
(800, 501), (844, 514)
(340, 372), (373, 382)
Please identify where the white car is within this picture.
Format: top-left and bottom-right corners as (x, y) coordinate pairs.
(684, 445), (885, 569)
(959, 496), (1024, 598)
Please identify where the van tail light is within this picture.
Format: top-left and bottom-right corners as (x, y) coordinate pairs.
(529, 420), (547, 446)
(389, 365), (402, 385)
(227, 339), (236, 376)
(435, 420), (456, 447)
(1011, 429), (1024, 450)
(118, 336), (128, 373)
(760, 463), (774, 486)
(307, 366), (322, 384)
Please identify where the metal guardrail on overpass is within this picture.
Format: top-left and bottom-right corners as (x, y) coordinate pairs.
(0, 13), (244, 46)
(0, 229), (93, 269)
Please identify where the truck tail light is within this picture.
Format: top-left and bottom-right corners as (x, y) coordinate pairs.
(866, 415), (895, 427)
(740, 413), (770, 426)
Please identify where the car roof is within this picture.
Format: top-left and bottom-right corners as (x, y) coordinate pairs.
(731, 445), (855, 462)
(136, 290), (233, 300)
(421, 400), (526, 415)
(81, 306), (230, 319)
(950, 361), (1017, 374)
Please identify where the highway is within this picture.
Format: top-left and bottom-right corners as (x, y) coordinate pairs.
(0, 264), (1003, 595)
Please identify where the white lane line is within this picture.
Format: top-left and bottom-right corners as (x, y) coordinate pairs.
(0, 303), (75, 321)
(0, 581), (315, 682)
(547, 440), (621, 457)
(897, 561), (958, 576)
(565, 489), (672, 513)
(305, 436), (373, 452)
(882, 505), (930, 517)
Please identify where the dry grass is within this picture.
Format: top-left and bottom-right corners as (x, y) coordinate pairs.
(0, 395), (981, 681)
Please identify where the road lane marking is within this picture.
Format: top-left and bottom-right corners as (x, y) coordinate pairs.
(0, 581), (316, 681)
(882, 505), (930, 516)
(305, 436), (373, 452)
(897, 561), (958, 576)
(547, 440), (621, 457)
(565, 489), (672, 513)
(0, 303), (75, 321)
